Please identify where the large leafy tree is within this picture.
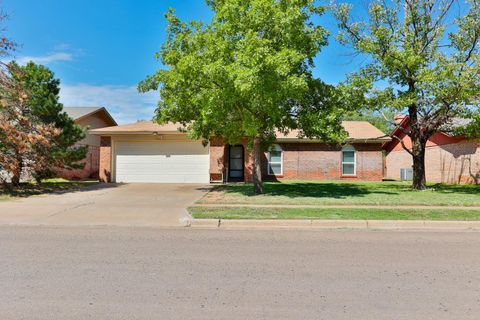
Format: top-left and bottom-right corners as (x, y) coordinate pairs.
(332, 0), (480, 190)
(140, 0), (346, 194)
(0, 63), (60, 185)
(12, 62), (86, 180)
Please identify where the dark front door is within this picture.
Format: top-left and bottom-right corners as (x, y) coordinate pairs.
(229, 145), (244, 179)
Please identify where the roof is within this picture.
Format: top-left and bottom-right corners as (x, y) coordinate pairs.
(383, 115), (473, 152)
(90, 120), (390, 142)
(90, 121), (187, 134)
(64, 107), (118, 126)
(343, 121), (390, 141)
(275, 121), (389, 142)
(447, 118), (472, 129)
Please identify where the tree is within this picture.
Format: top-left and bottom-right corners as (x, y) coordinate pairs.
(332, 0), (480, 190)
(140, 0), (345, 194)
(454, 108), (480, 138)
(12, 62), (86, 181)
(0, 10), (16, 57)
(0, 63), (60, 185)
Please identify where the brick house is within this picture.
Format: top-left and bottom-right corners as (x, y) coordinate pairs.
(56, 107), (117, 180)
(383, 116), (480, 184)
(90, 121), (390, 183)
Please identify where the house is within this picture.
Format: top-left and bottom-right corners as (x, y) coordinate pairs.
(56, 107), (117, 180)
(90, 120), (390, 183)
(383, 116), (480, 184)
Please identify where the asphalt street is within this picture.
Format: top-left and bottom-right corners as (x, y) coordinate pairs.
(1, 227), (479, 319)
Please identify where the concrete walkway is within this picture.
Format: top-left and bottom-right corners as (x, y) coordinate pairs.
(0, 183), (210, 227)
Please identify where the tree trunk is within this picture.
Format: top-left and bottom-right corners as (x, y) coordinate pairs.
(252, 136), (264, 195)
(10, 155), (23, 186)
(411, 137), (427, 190)
(10, 167), (21, 186)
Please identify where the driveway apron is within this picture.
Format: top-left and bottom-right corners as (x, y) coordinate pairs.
(0, 184), (210, 227)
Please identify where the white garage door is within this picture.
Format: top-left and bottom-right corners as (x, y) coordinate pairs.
(115, 141), (210, 183)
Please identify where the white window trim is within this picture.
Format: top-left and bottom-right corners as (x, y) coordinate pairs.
(268, 144), (283, 176)
(341, 145), (356, 176)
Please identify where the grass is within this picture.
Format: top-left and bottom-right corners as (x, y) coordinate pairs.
(0, 178), (99, 201)
(198, 180), (480, 207)
(189, 206), (480, 221)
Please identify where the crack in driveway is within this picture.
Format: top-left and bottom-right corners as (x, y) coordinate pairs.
(48, 201), (97, 217)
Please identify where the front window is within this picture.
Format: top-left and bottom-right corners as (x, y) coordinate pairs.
(342, 145), (356, 176)
(268, 144), (283, 175)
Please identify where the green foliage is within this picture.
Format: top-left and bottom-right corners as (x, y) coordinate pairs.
(12, 62), (86, 179)
(331, 0), (480, 189)
(454, 110), (480, 138)
(139, 0), (344, 146)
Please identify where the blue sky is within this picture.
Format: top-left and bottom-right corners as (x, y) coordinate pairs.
(4, 0), (365, 124)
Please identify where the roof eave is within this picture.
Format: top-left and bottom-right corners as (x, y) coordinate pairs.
(88, 130), (188, 136)
(275, 138), (391, 143)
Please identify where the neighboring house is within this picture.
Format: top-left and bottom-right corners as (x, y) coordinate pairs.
(90, 121), (390, 183)
(56, 107), (117, 180)
(383, 116), (480, 184)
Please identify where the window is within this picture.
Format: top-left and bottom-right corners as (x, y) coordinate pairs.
(268, 144), (283, 175)
(342, 145), (356, 176)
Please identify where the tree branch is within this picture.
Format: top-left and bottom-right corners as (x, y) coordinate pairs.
(391, 134), (414, 156)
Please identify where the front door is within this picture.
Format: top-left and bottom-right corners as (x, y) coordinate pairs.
(228, 145), (244, 179)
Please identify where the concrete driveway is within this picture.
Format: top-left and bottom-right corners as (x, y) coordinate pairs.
(0, 183), (210, 227)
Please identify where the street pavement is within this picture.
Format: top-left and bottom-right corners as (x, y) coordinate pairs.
(1, 227), (479, 319)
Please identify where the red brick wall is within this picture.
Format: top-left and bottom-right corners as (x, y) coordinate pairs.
(210, 140), (385, 182)
(209, 137), (226, 182)
(55, 146), (100, 180)
(260, 143), (384, 181)
(209, 137), (254, 182)
(99, 137), (112, 183)
(386, 141), (480, 184)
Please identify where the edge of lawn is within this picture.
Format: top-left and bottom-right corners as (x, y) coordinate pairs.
(188, 206), (480, 221)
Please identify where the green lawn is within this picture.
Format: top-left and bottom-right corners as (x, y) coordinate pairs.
(0, 178), (99, 201)
(189, 206), (480, 220)
(198, 181), (480, 206)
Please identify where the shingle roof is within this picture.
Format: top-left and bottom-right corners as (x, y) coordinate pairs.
(64, 107), (104, 120)
(275, 121), (389, 141)
(90, 121), (187, 134)
(90, 120), (390, 142)
(63, 106), (118, 126)
(343, 121), (390, 141)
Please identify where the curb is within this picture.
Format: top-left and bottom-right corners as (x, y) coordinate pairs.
(193, 204), (480, 210)
(190, 219), (480, 231)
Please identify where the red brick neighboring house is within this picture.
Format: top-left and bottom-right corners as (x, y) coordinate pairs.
(90, 121), (390, 183)
(383, 116), (480, 184)
(56, 107), (117, 180)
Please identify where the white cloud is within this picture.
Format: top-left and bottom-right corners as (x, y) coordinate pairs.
(59, 83), (159, 124)
(15, 52), (74, 65)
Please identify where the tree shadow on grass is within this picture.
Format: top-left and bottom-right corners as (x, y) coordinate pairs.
(225, 181), (399, 199)
(429, 183), (480, 195)
(0, 181), (121, 198)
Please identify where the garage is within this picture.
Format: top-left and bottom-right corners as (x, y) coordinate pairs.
(114, 140), (210, 183)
